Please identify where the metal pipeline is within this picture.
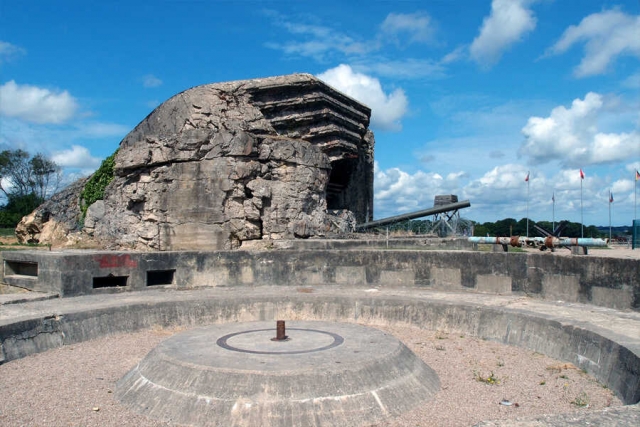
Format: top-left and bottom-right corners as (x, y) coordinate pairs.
(468, 236), (607, 248)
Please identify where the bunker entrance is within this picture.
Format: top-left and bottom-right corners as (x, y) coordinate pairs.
(326, 158), (355, 210)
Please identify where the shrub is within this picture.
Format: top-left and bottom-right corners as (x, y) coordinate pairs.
(80, 150), (117, 217)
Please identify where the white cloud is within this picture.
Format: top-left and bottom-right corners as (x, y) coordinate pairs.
(51, 145), (102, 169)
(441, 46), (466, 64)
(317, 64), (408, 130)
(547, 9), (640, 77)
(374, 162), (463, 215)
(75, 122), (129, 138)
(0, 41), (26, 63)
(266, 18), (374, 60)
(355, 58), (446, 79)
(0, 80), (78, 124)
(380, 12), (435, 44)
(622, 71), (640, 88)
(142, 74), (162, 88)
(519, 92), (640, 166)
(373, 160), (636, 224)
(470, 0), (537, 67)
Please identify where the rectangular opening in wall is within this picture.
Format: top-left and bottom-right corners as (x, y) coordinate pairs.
(147, 269), (175, 286)
(5, 261), (38, 277)
(93, 275), (128, 289)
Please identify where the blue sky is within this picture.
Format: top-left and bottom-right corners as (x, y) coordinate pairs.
(1, 0), (639, 226)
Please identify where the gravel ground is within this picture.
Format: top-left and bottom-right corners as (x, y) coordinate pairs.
(0, 324), (620, 427)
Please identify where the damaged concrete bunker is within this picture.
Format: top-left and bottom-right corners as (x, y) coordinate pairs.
(82, 74), (374, 251)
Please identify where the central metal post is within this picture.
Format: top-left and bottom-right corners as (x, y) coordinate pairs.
(272, 320), (288, 341)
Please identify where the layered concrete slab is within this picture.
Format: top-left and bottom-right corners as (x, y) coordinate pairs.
(116, 321), (439, 426)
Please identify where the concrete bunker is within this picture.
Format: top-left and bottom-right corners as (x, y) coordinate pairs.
(16, 74), (375, 251)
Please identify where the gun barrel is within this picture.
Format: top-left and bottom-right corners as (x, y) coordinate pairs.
(469, 236), (607, 248)
(357, 200), (471, 230)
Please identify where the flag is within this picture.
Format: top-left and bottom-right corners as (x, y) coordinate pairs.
(525, 171), (529, 182)
(580, 169), (585, 179)
(610, 191), (614, 203)
(552, 192), (555, 202)
(636, 169), (640, 181)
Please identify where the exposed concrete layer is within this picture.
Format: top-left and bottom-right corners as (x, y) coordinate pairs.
(0, 287), (638, 408)
(116, 321), (439, 426)
(2, 249), (638, 310)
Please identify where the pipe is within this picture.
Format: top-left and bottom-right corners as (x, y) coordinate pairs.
(469, 236), (607, 248)
(357, 200), (471, 230)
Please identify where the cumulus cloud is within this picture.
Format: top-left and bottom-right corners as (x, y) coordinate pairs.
(380, 12), (435, 44)
(0, 41), (26, 63)
(519, 92), (640, 166)
(470, 0), (537, 67)
(317, 64), (408, 130)
(374, 163), (461, 215)
(546, 9), (640, 77)
(51, 145), (102, 169)
(142, 74), (162, 88)
(0, 80), (78, 124)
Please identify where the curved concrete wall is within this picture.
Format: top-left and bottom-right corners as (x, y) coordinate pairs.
(0, 290), (638, 405)
(2, 249), (638, 310)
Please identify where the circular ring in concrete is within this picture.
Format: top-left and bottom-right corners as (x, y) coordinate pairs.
(216, 327), (344, 354)
(115, 321), (440, 427)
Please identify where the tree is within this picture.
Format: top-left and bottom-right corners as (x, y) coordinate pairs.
(0, 149), (62, 228)
(0, 149), (61, 201)
(30, 153), (61, 201)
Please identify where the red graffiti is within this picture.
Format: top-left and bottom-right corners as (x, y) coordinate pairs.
(95, 254), (138, 269)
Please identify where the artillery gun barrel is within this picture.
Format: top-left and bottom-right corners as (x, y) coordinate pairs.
(468, 236), (607, 248)
(357, 200), (471, 230)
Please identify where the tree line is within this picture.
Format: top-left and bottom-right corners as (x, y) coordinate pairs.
(377, 217), (608, 238)
(0, 149), (61, 228)
(471, 218), (604, 238)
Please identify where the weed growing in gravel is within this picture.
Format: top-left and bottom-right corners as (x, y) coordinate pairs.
(435, 345), (446, 351)
(474, 370), (500, 385)
(571, 391), (589, 407)
(539, 380), (546, 385)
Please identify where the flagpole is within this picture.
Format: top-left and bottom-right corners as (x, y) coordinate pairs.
(609, 190), (612, 242)
(552, 192), (555, 233)
(526, 172), (530, 238)
(580, 171), (584, 238)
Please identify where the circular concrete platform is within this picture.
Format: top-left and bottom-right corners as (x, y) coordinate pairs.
(115, 321), (440, 427)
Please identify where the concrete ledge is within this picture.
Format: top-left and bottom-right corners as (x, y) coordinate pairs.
(0, 287), (638, 407)
(3, 249), (638, 311)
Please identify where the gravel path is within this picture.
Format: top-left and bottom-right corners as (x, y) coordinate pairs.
(0, 324), (621, 427)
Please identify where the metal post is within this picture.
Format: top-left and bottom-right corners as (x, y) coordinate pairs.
(609, 190), (612, 243)
(272, 320), (288, 341)
(526, 172), (529, 238)
(580, 174), (584, 238)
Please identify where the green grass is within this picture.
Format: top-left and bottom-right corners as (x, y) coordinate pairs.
(0, 228), (15, 237)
